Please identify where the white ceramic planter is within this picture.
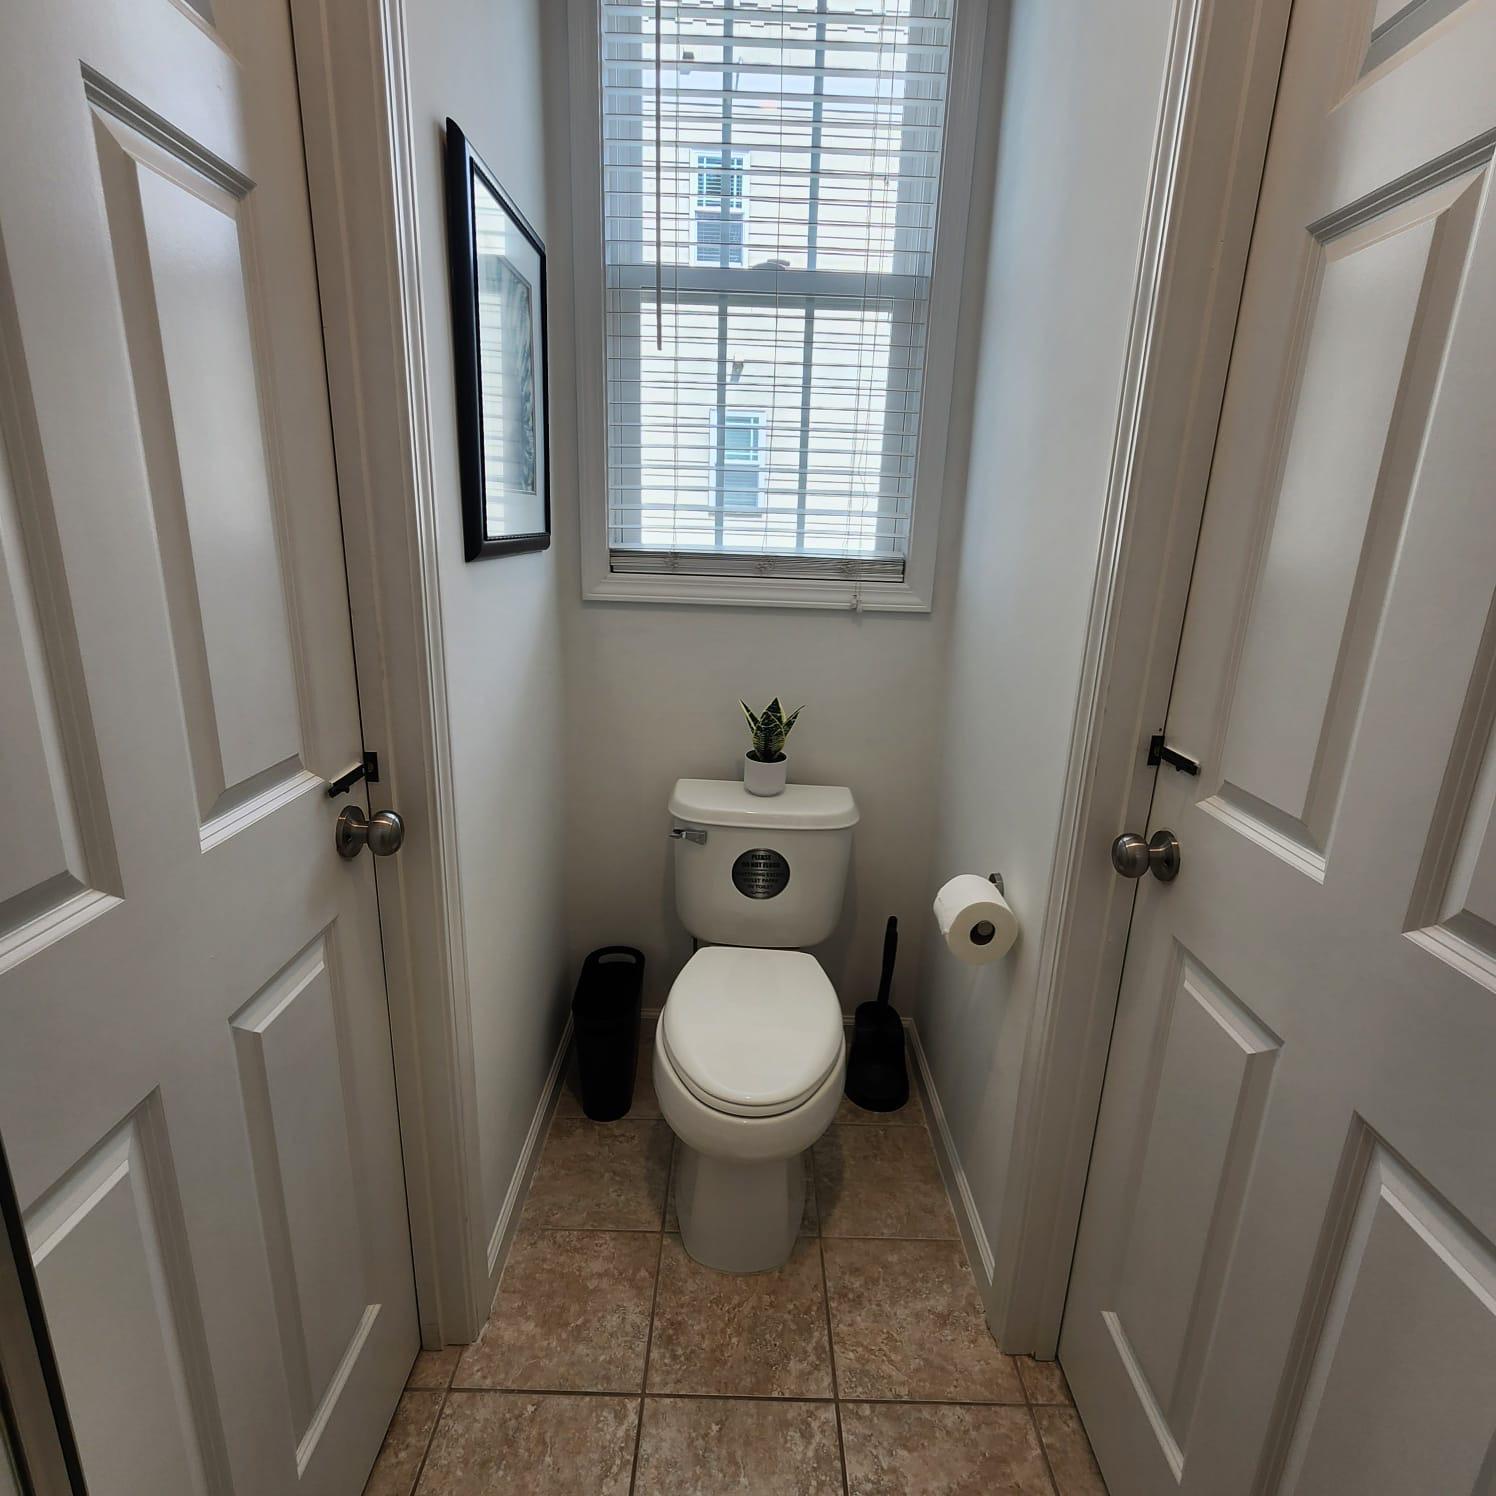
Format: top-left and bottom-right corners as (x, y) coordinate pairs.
(743, 752), (788, 796)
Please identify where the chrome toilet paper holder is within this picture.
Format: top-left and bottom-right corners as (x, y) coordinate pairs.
(987, 872), (1005, 895)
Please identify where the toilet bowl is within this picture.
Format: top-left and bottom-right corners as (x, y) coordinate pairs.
(654, 945), (845, 1273)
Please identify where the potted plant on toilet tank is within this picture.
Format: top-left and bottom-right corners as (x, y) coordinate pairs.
(740, 697), (802, 797)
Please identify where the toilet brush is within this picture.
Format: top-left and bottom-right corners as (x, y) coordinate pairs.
(844, 916), (910, 1113)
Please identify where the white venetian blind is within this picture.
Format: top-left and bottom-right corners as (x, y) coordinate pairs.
(599, 0), (955, 581)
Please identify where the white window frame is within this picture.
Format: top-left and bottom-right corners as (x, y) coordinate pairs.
(567, 0), (989, 612)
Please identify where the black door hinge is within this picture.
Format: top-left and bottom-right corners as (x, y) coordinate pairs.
(326, 750), (381, 798)
(1148, 733), (1199, 776)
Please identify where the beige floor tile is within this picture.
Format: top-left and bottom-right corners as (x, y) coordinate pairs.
(813, 1126), (957, 1239)
(841, 1402), (1053, 1495)
(521, 1118), (670, 1230)
(362, 1390), (440, 1496)
(414, 1392), (637, 1495)
(456, 1230), (658, 1393)
(665, 1145), (817, 1234)
(647, 1235), (834, 1398)
(823, 1238), (1022, 1403)
(634, 1397), (843, 1495)
(406, 1347), (460, 1390)
(1035, 1406), (1108, 1496)
(555, 1041), (661, 1120)
(1017, 1355), (1073, 1406)
(834, 1087), (924, 1126)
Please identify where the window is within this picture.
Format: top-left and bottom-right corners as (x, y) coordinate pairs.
(693, 148), (749, 264)
(694, 149), (747, 211)
(715, 409), (764, 508)
(579, 0), (981, 608)
(694, 215), (746, 266)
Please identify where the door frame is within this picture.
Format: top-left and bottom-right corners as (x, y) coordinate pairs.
(985, 0), (1295, 1354)
(287, 0), (494, 1346)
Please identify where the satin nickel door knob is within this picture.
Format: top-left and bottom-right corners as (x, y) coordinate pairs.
(335, 805), (405, 859)
(1111, 829), (1181, 882)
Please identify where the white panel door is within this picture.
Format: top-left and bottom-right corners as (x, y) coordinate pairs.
(1061, 3), (1496, 1492)
(0, 1), (417, 1492)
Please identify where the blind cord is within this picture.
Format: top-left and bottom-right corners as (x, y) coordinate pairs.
(653, 0), (662, 349)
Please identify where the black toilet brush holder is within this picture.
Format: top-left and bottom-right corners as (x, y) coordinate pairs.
(844, 915), (909, 1113)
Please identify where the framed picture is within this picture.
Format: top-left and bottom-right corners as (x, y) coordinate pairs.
(444, 119), (550, 560)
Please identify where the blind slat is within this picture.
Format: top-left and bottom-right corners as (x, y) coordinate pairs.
(600, 0), (954, 577)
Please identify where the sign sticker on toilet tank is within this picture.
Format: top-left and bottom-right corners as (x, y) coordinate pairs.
(732, 849), (791, 900)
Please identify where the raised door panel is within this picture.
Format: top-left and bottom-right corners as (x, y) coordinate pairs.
(231, 934), (376, 1474)
(1216, 167), (1483, 872)
(1272, 1141), (1496, 1494)
(25, 1103), (230, 1496)
(1409, 600), (1496, 990)
(0, 327), (117, 962)
(90, 96), (309, 843)
(1104, 952), (1281, 1475)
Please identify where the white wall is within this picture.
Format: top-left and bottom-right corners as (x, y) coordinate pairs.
(404, 0), (570, 1263)
(539, 5), (1000, 1016)
(913, 1), (1179, 1289)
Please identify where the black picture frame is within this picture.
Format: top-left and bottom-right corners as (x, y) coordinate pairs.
(443, 118), (551, 561)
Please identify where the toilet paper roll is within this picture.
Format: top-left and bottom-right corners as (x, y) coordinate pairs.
(933, 874), (1018, 964)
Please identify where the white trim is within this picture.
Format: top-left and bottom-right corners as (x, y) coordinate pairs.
(485, 1018), (574, 1282)
(289, 0), (488, 1344)
(905, 1018), (995, 1289)
(982, 0), (1293, 1355)
(565, 0), (988, 613)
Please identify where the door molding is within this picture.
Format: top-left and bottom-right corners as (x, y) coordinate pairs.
(288, 0), (486, 1344)
(987, 0), (1294, 1354)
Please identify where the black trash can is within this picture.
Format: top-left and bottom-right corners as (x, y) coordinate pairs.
(571, 946), (646, 1122)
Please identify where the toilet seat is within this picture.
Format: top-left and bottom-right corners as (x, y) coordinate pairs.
(660, 947), (843, 1119)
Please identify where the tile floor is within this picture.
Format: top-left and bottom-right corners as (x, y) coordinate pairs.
(366, 1038), (1108, 1495)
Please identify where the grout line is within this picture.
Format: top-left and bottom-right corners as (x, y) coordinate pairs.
(436, 1384), (1031, 1408)
(628, 1235), (668, 1492)
(802, 1231), (965, 1245)
(522, 1226), (966, 1242)
(1019, 1356), (1062, 1496)
(527, 1223), (667, 1233)
(448, 1385), (841, 1403)
(404, 1359), (454, 1496)
(815, 1213), (850, 1496)
(628, 1145), (673, 1496)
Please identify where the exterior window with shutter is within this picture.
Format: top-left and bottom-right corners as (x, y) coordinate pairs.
(573, 0), (985, 609)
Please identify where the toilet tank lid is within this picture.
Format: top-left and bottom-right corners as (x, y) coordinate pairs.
(670, 778), (858, 830)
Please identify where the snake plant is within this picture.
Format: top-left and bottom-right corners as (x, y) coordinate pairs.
(740, 697), (803, 763)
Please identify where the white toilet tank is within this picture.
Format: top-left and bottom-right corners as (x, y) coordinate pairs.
(669, 778), (857, 948)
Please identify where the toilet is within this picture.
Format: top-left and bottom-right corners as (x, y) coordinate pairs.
(654, 777), (857, 1273)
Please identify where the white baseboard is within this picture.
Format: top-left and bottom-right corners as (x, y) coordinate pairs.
(484, 1015), (573, 1285)
(904, 1016), (996, 1289)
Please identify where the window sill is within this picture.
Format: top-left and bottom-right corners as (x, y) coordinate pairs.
(581, 568), (934, 613)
